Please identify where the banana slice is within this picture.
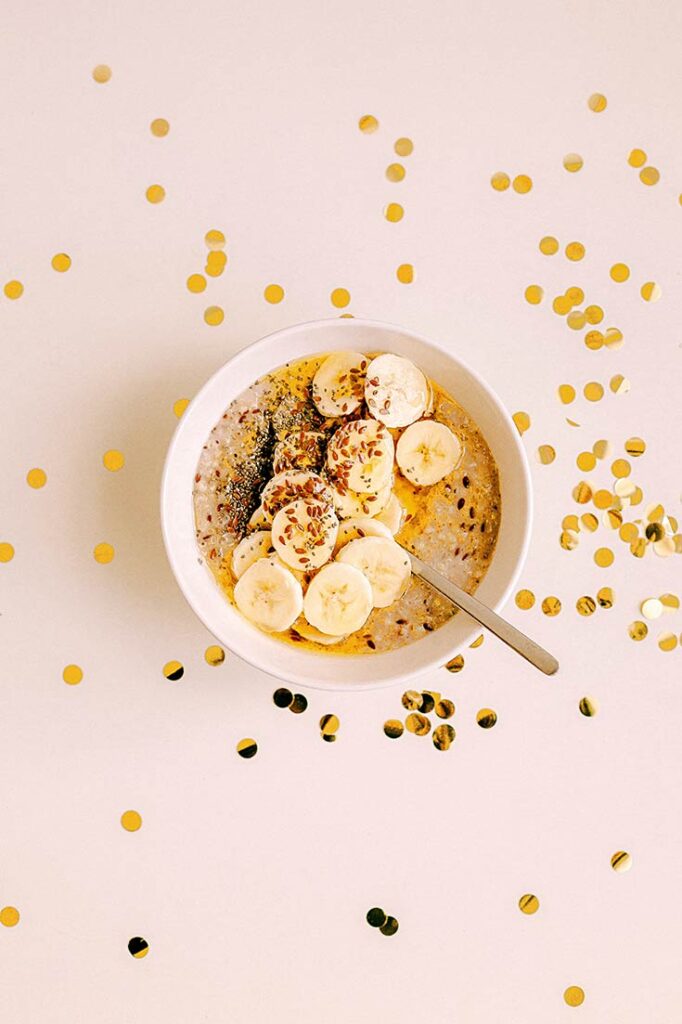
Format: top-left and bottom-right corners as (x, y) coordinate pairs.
(374, 493), (404, 535)
(336, 536), (411, 608)
(303, 562), (373, 635)
(311, 350), (369, 417)
(272, 497), (339, 570)
(365, 353), (428, 428)
(231, 530), (274, 579)
(326, 419), (394, 492)
(248, 504), (270, 530)
(234, 557), (303, 632)
(273, 430), (326, 474)
(329, 479), (392, 519)
(396, 419), (462, 486)
(334, 516), (393, 553)
(261, 470), (333, 520)
(293, 617), (347, 646)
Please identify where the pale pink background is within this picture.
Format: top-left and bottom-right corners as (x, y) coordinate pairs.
(2, 1), (681, 1021)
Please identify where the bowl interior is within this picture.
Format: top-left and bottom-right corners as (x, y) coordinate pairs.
(161, 318), (532, 689)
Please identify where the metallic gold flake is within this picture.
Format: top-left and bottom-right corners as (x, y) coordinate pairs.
(173, 398), (189, 418)
(539, 236), (559, 255)
(162, 660), (183, 681)
(150, 118), (169, 137)
(205, 251), (227, 277)
(580, 513), (598, 532)
(383, 719), (404, 739)
(640, 166), (660, 185)
(0, 542), (16, 562)
(62, 664), (83, 685)
(541, 596), (561, 616)
(384, 202), (404, 222)
(435, 699), (455, 719)
(402, 689), (422, 711)
(121, 810), (142, 832)
(128, 937), (149, 958)
(566, 418), (580, 427)
(0, 906), (20, 927)
(625, 437), (646, 457)
(573, 482), (593, 504)
(576, 596), (596, 616)
(611, 851), (631, 872)
(470, 634), (485, 648)
(628, 620), (648, 641)
(614, 478), (634, 498)
(93, 542), (114, 564)
(205, 229), (226, 249)
(593, 440), (611, 460)
(610, 263), (630, 283)
(386, 163), (405, 182)
(264, 284), (284, 304)
(565, 241), (585, 261)
(566, 286), (584, 305)
(560, 529), (579, 550)
(553, 295), (572, 315)
(396, 264), (413, 284)
(236, 737), (257, 759)
(187, 273), (207, 293)
(445, 655), (465, 672)
(3, 280), (23, 299)
(577, 452), (596, 472)
(564, 986), (585, 1007)
(525, 284), (543, 304)
(512, 174), (532, 193)
(658, 632), (678, 652)
(646, 504), (664, 523)
(491, 172), (510, 191)
(640, 281), (662, 302)
(628, 149), (646, 167)
(51, 253), (71, 272)
(432, 723), (455, 750)
(584, 330), (604, 351)
(630, 537), (647, 558)
(563, 153), (583, 172)
(366, 907), (387, 927)
(512, 411), (531, 435)
(145, 184), (165, 204)
(558, 384), (576, 404)
(320, 714), (340, 735)
(394, 137), (413, 156)
(26, 468), (47, 488)
(563, 514), (580, 531)
(579, 696), (598, 716)
(289, 693), (308, 714)
(603, 509), (622, 530)
(592, 489), (611, 510)
(611, 458), (631, 478)
(597, 586), (614, 608)
(204, 305), (224, 326)
(660, 593), (680, 610)
(641, 598), (663, 620)
(588, 93), (607, 112)
(515, 589), (535, 610)
(358, 114), (378, 133)
(584, 381), (604, 402)
(406, 712), (430, 736)
(380, 916), (399, 936)
(92, 64), (112, 83)
(476, 708), (497, 729)
(567, 310), (587, 330)
(518, 894), (539, 914)
(330, 287), (351, 308)
(419, 692), (435, 714)
(204, 645), (225, 666)
(594, 547), (614, 567)
(584, 304), (604, 324)
(645, 522), (664, 542)
(537, 444), (555, 465)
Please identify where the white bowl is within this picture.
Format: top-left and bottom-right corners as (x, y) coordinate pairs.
(161, 318), (532, 690)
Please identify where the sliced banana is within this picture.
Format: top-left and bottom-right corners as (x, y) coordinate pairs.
(234, 556), (303, 632)
(231, 530), (274, 579)
(271, 498), (338, 570)
(260, 470), (333, 520)
(334, 516), (392, 553)
(365, 353), (428, 428)
(293, 617), (347, 646)
(326, 419), (394, 492)
(329, 479), (392, 519)
(311, 350), (369, 417)
(303, 562), (373, 635)
(272, 430), (326, 474)
(248, 504), (270, 530)
(336, 536), (411, 608)
(396, 419), (462, 486)
(374, 493), (404, 535)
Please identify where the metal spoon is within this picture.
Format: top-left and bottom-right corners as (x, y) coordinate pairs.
(399, 545), (559, 676)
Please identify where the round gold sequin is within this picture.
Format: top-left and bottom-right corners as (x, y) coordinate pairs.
(4, 280), (23, 299)
(366, 907), (387, 927)
(263, 284), (284, 304)
(524, 285), (543, 305)
(150, 118), (169, 137)
(584, 330), (604, 351)
(593, 440), (611, 460)
(611, 851), (631, 872)
(330, 288), (350, 308)
(320, 714), (340, 736)
(205, 645), (225, 666)
(383, 719), (404, 739)
(629, 485), (643, 505)
(289, 694), (308, 715)
(563, 515), (579, 531)
(611, 458), (630, 478)
(610, 374), (630, 394)
(518, 894), (539, 914)
(173, 398), (189, 418)
(537, 445), (555, 465)
(609, 263), (630, 283)
(396, 264), (413, 284)
(435, 699), (455, 719)
(566, 286), (584, 305)
(358, 114), (378, 134)
(541, 596), (561, 616)
(512, 175), (532, 194)
(145, 184), (165, 204)
(603, 327), (624, 351)
(658, 632), (678, 652)
(594, 547), (614, 568)
(588, 93), (607, 112)
(205, 251), (227, 277)
(660, 593), (680, 611)
(26, 467), (47, 488)
(1, 906), (20, 927)
(563, 153), (583, 173)
(630, 537), (647, 558)
(205, 229), (226, 250)
(552, 295), (572, 315)
(380, 916), (399, 936)
(62, 664), (83, 686)
(579, 696), (598, 717)
(564, 986), (585, 1007)
(92, 64), (111, 83)
(512, 411), (530, 435)
(580, 513), (598, 532)
(583, 382), (604, 402)
(93, 542), (114, 564)
(565, 242), (585, 262)
(51, 253), (71, 273)
(640, 281), (662, 302)
(128, 937), (149, 958)
(576, 452), (596, 472)
(432, 723), (455, 750)
(603, 509), (622, 530)
(573, 482), (592, 504)
(558, 384), (575, 404)
(625, 437), (645, 457)
(576, 596), (596, 616)
(401, 689), (422, 711)
(102, 450), (124, 472)
(560, 530), (579, 550)
(163, 660), (184, 680)
(445, 654), (464, 673)
(490, 172), (510, 191)
(628, 621), (648, 641)
(641, 598), (663, 620)
(419, 693), (435, 714)
(628, 148), (646, 168)
(515, 589), (535, 610)
(476, 708), (497, 729)
(539, 236), (559, 255)
(405, 712), (430, 736)
(121, 810), (142, 832)
(187, 274), (207, 293)
(0, 542), (15, 563)
(236, 737), (257, 759)
(584, 305), (603, 325)
(567, 311), (587, 331)
(639, 166), (660, 186)
(394, 137), (413, 156)
(204, 306), (224, 326)
(384, 203), (404, 222)
(385, 163), (405, 182)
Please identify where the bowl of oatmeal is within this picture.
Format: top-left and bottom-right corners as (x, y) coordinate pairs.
(161, 317), (532, 690)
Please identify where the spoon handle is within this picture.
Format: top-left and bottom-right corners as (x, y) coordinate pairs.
(403, 548), (559, 676)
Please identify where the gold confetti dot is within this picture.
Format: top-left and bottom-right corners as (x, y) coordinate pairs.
(576, 596), (596, 616)
(583, 381), (604, 402)
(660, 593), (680, 610)
(92, 64), (111, 83)
(588, 93), (607, 112)
(630, 537), (647, 558)
(236, 738), (258, 758)
(491, 172), (510, 191)
(51, 253), (71, 273)
(583, 330), (603, 351)
(0, 907), (20, 927)
(624, 437), (645, 457)
(563, 514), (580, 531)
(565, 241), (585, 262)
(205, 229), (226, 250)
(358, 114), (378, 134)
(524, 284), (543, 305)
(386, 163), (405, 182)
(330, 287), (351, 308)
(26, 467), (47, 488)
(603, 509), (622, 530)
(573, 482), (593, 504)
(641, 598), (663, 620)
(563, 153), (583, 173)
(539, 236), (559, 255)
(611, 850), (631, 872)
(150, 118), (169, 137)
(560, 530), (579, 550)
(263, 283), (284, 304)
(602, 328), (623, 351)
(205, 645), (225, 666)
(512, 411), (531, 435)
(204, 305), (224, 326)
(628, 148), (646, 168)
(320, 714), (340, 736)
(594, 547), (614, 568)
(405, 712), (430, 736)
(584, 305), (603, 325)
(594, 485), (615, 506)
(163, 660), (184, 680)
(401, 690), (422, 711)
(145, 184), (165, 204)
(640, 281), (662, 302)
(566, 286), (584, 306)
(469, 634), (484, 649)
(628, 621), (647, 641)
(512, 174), (532, 194)
(384, 202), (404, 222)
(657, 631), (677, 651)
(610, 263), (630, 283)
(576, 452), (596, 472)
(552, 295), (571, 315)
(0, 542), (15, 563)
(564, 986), (585, 1007)
(558, 384), (576, 405)
(102, 450), (124, 472)
(580, 513), (598, 532)
(567, 311), (587, 331)
(186, 274), (206, 293)
(537, 444), (555, 465)
(396, 263), (413, 284)
(383, 719), (404, 739)
(432, 723), (455, 750)
(541, 596), (562, 616)
(593, 439), (611, 460)
(597, 587), (614, 611)
(435, 699), (455, 719)
(93, 542), (114, 564)
(639, 166), (659, 186)
(611, 459), (630, 479)
(609, 373), (630, 395)
(128, 937), (149, 958)
(173, 398), (189, 418)
(394, 137), (413, 156)
(62, 664), (83, 686)
(445, 654), (465, 673)
(205, 251), (227, 277)
(518, 894), (539, 914)
(579, 696), (598, 716)
(476, 708), (497, 729)
(4, 280), (23, 300)
(515, 589), (535, 610)
(121, 810), (142, 832)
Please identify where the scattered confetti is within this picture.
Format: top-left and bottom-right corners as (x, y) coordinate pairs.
(515, 589), (535, 610)
(385, 163), (405, 182)
(92, 64), (111, 84)
(611, 851), (631, 872)
(358, 115), (378, 134)
(204, 305), (224, 325)
(384, 202), (404, 222)
(396, 263), (414, 284)
(394, 138), (413, 157)
(236, 738), (257, 759)
(163, 660), (184, 680)
(145, 184), (165, 204)
(539, 235), (559, 255)
(564, 986), (585, 1007)
(518, 894), (539, 914)
(565, 241), (585, 262)
(563, 153), (583, 173)
(588, 93), (607, 112)
(121, 810), (142, 832)
(476, 709), (497, 729)
(128, 937), (149, 958)
(579, 697), (598, 717)
(150, 118), (170, 137)
(62, 664), (83, 686)
(490, 172), (510, 191)
(512, 174), (532, 194)
(51, 253), (71, 272)
(204, 645), (225, 666)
